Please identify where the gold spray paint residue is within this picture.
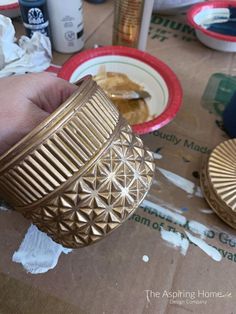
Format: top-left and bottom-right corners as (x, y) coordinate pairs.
(94, 67), (150, 125)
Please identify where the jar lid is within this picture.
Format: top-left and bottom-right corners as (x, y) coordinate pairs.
(200, 138), (236, 229)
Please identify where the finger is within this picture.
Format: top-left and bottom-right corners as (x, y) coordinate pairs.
(21, 73), (78, 113)
(36, 75), (78, 113)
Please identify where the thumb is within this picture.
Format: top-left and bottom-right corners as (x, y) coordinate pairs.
(25, 73), (78, 113)
(0, 103), (49, 155)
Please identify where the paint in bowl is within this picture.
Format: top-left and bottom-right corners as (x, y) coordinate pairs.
(58, 46), (183, 135)
(188, 1), (236, 52)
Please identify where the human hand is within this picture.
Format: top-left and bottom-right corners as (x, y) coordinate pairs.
(0, 72), (77, 155)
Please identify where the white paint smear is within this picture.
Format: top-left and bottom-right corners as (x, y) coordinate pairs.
(161, 229), (189, 256)
(188, 220), (209, 239)
(200, 209), (214, 214)
(153, 152), (162, 160)
(160, 203), (183, 215)
(140, 200), (223, 262)
(160, 229), (222, 262)
(142, 200), (186, 226)
(0, 201), (10, 211)
(185, 231), (222, 262)
(158, 167), (203, 197)
(152, 197), (184, 215)
(142, 255), (150, 263)
(12, 225), (72, 274)
(142, 200), (209, 238)
(0, 205), (8, 211)
(195, 187), (203, 198)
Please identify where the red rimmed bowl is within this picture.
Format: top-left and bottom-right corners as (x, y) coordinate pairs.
(188, 1), (236, 52)
(0, 1), (20, 18)
(58, 46), (182, 135)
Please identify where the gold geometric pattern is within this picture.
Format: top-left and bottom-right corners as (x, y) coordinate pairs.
(23, 122), (155, 248)
(0, 77), (155, 248)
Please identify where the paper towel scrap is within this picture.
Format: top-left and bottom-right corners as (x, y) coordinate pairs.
(0, 14), (52, 78)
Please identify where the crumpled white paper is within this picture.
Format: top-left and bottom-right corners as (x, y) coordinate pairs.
(0, 14), (52, 78)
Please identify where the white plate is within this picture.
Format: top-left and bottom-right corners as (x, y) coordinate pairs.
(58, 46), (182, 134)
(188, 1), (236, 52)
(70, 55), (168, 119)
(0, 0), (20, 18)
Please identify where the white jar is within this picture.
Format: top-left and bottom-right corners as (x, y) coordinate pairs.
(46, 0), (84, 53)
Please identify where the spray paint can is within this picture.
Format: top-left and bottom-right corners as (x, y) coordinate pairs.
(113, 0), (144, 48)
(18, 0), (50, 38)
(112, 0), (154, 50)
(46, 0), (84, 53)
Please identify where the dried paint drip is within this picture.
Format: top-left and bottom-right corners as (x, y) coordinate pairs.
(153, 152), (162, 160)
(142, 255), (150, 263)
(0, 200), (10, 211)
(160, 229), (222, 262)
(158, 167), (203, 197)
(160, 229), (189, 256)
(188, 220), (209, 239)
(185, 231), (222, 262)
(142, 200), (222, 262)
(142, 200), (209, 238)
(12, 225), (72, 274)
(142, 200), (186, 226)
(200, 209), (214, 214)
(0, 205), (8, 211)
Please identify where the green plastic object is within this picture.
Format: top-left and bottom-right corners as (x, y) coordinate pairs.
(201, 73), (236, 116)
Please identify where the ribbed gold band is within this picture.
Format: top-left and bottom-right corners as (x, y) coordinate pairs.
(0, 78), (119, 208)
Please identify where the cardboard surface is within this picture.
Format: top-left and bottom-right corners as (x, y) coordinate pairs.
(1, 1), (235, 313)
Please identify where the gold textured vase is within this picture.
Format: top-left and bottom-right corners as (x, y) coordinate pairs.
(200, 139), (236, 229)
(0, 76), (155, 248)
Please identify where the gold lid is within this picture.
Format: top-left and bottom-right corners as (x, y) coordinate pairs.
(0, 76), (155, 248)
(200, 139), (236, 229)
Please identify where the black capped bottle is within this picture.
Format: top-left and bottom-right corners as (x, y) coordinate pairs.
(19, 0), (50, 38)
